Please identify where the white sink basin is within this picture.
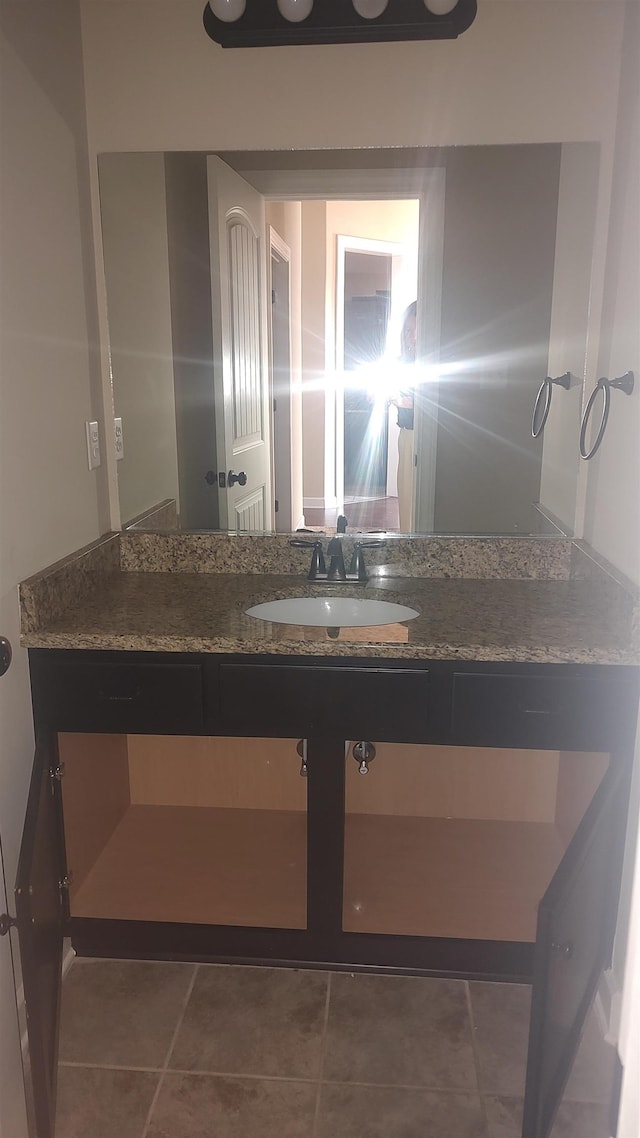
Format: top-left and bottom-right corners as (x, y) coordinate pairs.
(245, 597), (419, 628)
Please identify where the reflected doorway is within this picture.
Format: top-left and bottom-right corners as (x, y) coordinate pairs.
(342, 252), (391, 498)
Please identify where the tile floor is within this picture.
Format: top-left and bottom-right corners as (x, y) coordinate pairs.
(53, 958), (615, 1138)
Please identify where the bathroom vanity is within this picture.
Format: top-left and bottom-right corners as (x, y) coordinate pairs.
(15, 532), (640, 1138)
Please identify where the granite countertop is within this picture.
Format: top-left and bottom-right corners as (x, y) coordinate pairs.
(20, 568), (640, 665)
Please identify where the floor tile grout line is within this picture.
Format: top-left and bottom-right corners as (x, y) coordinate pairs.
(56, 1057), (502, 1096)
(140, 961), (199, 1138)
(312, 971), (333, 1138)
(464, 980), (486, 1097)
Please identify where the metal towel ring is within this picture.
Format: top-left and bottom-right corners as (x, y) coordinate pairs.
(579, 371), (634, 459)
(531, 372), (572, 438)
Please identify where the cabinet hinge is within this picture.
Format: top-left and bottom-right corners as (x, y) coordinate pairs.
(50, 762), (65, 781)
(59, 873), (73, 892)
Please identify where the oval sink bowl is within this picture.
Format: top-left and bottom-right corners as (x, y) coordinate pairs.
(245, 597), (419, 628)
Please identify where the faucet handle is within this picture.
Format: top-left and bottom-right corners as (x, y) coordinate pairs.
(349, 539), (386, 581)
(289, 538), (326, 579)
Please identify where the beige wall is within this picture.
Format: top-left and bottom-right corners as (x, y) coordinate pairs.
(80, 3), (624, 153)
(590, 6), (640, 1131)
(540, 143), (600, 532)
(434, 144), (561, 534)
(165, 152), (218, 530)
(99, 153), (180, 524)
(583, 7), (640, 586)
(79, 0), (627, 526)
(0, 3), (102, 1132)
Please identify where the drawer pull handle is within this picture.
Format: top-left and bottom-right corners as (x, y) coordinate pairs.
(99, 687), (142, 703)
(551, 940), (574, 960)
(522, 708), (552, 716)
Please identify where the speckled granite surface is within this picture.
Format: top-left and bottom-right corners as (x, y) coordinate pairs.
(119, 531), (573, 580)
(20, 569), (640, 664)
(20, 533), (120, 633)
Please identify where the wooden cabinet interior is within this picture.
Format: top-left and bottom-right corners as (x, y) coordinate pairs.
(59, 732), (308, 929)
(343, 743), (608, 943)
(57, 732), (608, 944)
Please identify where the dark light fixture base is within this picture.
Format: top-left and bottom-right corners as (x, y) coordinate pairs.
(203, 0), (477, 48)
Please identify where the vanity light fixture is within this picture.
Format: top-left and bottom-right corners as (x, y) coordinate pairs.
(203, 0), (476, 48)
(352, 0), (389, 18)
(208, 0), (246, 20)
(277, 0), (314, 21)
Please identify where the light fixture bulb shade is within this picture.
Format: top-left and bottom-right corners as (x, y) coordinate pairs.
(423, 0), (458, 13)
(209, 0), (246, 21)
(352, 0), (389, 18)
(277, 0), (314, 22)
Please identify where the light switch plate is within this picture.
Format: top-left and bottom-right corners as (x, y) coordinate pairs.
(114, 417), (124, 461)
(85, 420), (101, 470)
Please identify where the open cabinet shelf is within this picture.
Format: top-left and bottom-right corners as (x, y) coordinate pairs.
(343, 813), (565, 942)
(70, 804), (308, 929)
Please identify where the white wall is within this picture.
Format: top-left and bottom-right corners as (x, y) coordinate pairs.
(0, 3), (103, 1130)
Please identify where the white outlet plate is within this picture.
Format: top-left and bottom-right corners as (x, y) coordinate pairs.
(114, 417), (124, 461)
(85, 420), (101, 470)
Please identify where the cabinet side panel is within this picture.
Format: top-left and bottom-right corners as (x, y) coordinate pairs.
(345, 744), (559, 822)
(554, 751), (610, 847)
(127, 735), (306, 811)
(59, 733), (131, 898)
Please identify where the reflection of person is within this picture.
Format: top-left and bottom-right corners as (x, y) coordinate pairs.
(395, 301), (416, 532)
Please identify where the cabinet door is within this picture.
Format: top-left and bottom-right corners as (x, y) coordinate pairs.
(15, 738), (65, 1138)
(522, 758), (626, 1138)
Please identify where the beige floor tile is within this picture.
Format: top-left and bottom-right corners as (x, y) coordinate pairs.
(55, 1066), (157, 1138)
(146, 1072), (316, 1137)
(59, 959), (195, 1068)
(169, 965), (328, 1078)
(317, 1084), (488, 1138)
(469, 982), (531, 1098)
(323, 973), (477, 1090)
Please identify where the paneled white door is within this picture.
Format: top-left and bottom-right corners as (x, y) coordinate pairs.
(207, 156), (273, 532)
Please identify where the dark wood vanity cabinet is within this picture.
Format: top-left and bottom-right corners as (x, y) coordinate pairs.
(16, 649), (640, 1138)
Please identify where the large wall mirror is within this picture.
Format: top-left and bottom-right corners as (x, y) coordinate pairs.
(97, 143), (599, 537)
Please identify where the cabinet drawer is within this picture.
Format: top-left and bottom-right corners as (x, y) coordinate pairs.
(216, 664), (430, 741)
(451, 671), (632, 751)
(34, 660), (204, 733)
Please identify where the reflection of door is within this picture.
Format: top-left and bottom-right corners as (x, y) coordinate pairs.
(338, 243), (398, 502)
(207, 156), (272, 532)
(343, 286), (390, 496)
(269, 229), (293, 532)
